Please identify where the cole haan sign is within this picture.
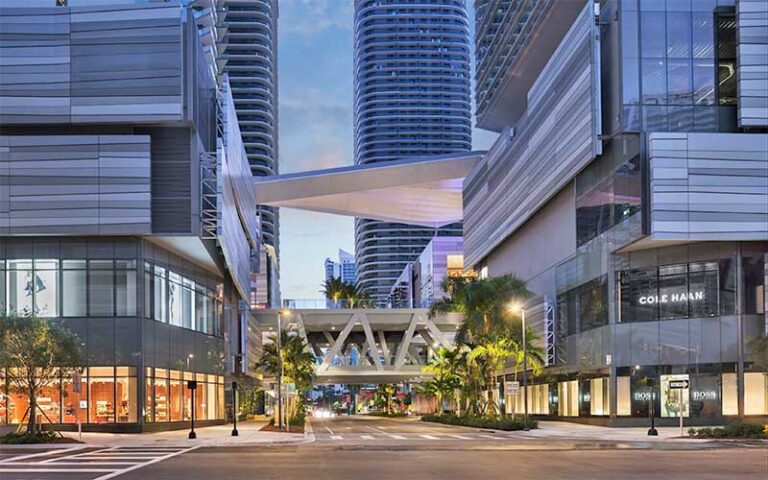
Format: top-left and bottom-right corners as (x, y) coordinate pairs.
(638, 291), (704, 305)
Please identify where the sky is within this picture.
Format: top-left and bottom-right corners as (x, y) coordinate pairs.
(277, 0), (497, 301)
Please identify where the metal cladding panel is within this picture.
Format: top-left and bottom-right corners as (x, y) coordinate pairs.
(0, 3), (184, 125)
(463, 3), (602, 268)
(0, 135), (151, 235)
(221, 76), (260, 250)
(737, 0), (768, 127)
(648, 132), (768, 240)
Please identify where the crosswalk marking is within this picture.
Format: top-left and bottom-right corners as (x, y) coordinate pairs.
(331, 435), (344, 440)
(448, 434), (473, 440)
(479, 434), (498, 439)
(361, 435), (375, 440)
(388, 434), (407, 440)
(0, 445), (198, 480)
(419, 434), (440, 440)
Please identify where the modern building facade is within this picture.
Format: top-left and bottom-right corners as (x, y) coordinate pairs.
(467, 0), (768, 424)
(221, 0), (281, 307)
(0, 2), (264, 432)
(353, 0), (472, 303)
(325, 249), (357, 285)
(389, 237), (465, 308)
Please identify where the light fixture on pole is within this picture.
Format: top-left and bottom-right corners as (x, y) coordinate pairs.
(277, 308), (290, 431)
(508, 302), (529, 431)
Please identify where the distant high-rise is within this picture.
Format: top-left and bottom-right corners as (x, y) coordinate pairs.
(353, 0), (471, 303)
(325, 249), (357, 285)
(223, 0), (279, 252)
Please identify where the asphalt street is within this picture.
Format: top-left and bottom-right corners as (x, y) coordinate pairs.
(1, 416), (765, 480)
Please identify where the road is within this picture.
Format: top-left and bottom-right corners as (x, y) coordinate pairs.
(1, 416), (765, 480)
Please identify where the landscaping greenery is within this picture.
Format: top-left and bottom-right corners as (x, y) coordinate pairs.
(421, 414), (536, 431)
(0, 431), (59, 444)
(320, 277), (372, 308)
(0, 316), (82, 435)
(420, 275), (544, 421)
(687, 422), (767, 439)
(255, 330), (316, 424)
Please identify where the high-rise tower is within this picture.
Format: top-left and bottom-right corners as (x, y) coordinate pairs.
(223, 0), (279, 252)
(353, 0), (471, 303)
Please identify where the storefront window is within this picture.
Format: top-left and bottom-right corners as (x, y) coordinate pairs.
(590, 378), (610, 416)
(0, 372), (6, 424)
(35, 378), (61, 424)
(619, 259), (732, 323)
(722, 372), (738, 415)
(7, 260), (33, 315)
(89, 261), (114, 317)
(690, 372), (720, 418)
(155, 377), (169, 422)
(169, 273), (183, 327)
(744, 372), (768, 415)
(153, 266), (167, 322)
(169, 375), (183, 422)
(33, 260), (58, 317)
(115, 262), (137, 317)
(617, 376), (632, 415)
(89, 367), (115, 423)
(116, 367), (137, 423)
(206, 382), (217, 420)
(62, 261), (87, 317)
(61, 373), (86, 424)
(742, 257), (765, 314)
(558, 380), (579, 417)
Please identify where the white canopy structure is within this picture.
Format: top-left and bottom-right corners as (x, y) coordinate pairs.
(252, 152), (485, 228)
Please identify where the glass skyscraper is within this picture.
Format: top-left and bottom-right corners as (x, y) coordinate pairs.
(223, 0), (280, 252)
(353, 0), (472, 302)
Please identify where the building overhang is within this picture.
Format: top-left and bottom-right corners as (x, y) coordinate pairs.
(253, 152), (485, 228)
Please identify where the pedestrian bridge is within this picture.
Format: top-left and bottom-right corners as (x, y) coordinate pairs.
(253, 309), (462, 384)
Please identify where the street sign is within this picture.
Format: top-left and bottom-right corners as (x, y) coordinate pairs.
(669, 379), (689, 389)
(187, 380), (198, 390)
(505, 381), (520, 395)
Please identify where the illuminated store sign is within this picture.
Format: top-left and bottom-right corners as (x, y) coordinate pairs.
(638, 291), (704, 305)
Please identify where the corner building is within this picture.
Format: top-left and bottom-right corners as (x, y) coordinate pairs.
(353, 0), (472, 303)
(0, 3), (264, 432)
(467, 0), (768, 424)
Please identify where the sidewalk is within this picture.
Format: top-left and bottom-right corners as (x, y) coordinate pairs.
(57, 420), (312, 448)
(511, 421), (707, 442)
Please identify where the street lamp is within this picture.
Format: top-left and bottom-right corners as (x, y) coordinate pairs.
(277, 308), (290, 431)
(508, 303), (529, 431)
(634, 365), (657, 436)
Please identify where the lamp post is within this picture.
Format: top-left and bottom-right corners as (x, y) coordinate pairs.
(231, 381), (239, 437)
(521, 307), (529, 431)
(276, 309), (288, 431)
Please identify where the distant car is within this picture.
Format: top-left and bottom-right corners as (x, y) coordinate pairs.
(313, 408), (334, 419)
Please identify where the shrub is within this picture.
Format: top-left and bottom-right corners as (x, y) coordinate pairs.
(421, 414), (536, 431)
(689, 422), (766, 439)
(0, 431), (58, 444)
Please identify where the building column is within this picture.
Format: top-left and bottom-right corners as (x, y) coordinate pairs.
(736, 244), (745, 419)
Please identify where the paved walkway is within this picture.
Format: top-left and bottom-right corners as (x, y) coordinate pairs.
(58, 421), (310, 448)
(504, 420), (705, 442)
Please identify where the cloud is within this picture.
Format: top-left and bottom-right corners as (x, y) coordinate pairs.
(280, 0), (354, 37)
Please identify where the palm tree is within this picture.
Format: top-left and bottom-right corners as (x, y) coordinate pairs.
(505, 322), (546, 418)
(429, 274), (531, 343)
(343, 282), (371, 308)
(422, 347), (461, 414)
(320, 277), (347, 308)
(255, 331), (317, 419)
(467, 335), (516, 416)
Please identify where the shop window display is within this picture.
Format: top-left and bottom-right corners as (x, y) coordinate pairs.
(62, 374), (87, 425)
(89, 367), (115, 423)
(116, 367), (137, 423)
(744, 372), (768, 416)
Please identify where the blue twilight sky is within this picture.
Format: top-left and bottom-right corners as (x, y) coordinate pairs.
(278, 0), (497, 300)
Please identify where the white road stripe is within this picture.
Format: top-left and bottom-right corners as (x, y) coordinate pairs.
(448, 434), (473, 440)
(0, 468), (115, 473)
(40, 447), (116, 463)
(330, 435), (344, 440)
(388, 434), (406, 440)
(324, 426), (335, 434)
(0, 446), (84, 464)
(360, 435), (375, 440)
(93, 446), (199, 480)
(419, 434), (439, 440)
(479, 434), (498, 439)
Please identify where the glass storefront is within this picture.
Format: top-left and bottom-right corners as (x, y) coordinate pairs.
(0, 366), (223, 425)
(143, 368), (224, 423)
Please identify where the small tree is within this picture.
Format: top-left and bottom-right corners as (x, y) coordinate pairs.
(0, 316), (82, 434)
